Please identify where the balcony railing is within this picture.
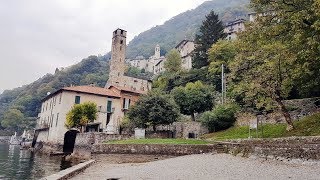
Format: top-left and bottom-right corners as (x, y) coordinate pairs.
(36, 122), (49, 130)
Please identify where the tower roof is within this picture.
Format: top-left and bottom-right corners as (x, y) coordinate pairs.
(115, 28), (126, 32)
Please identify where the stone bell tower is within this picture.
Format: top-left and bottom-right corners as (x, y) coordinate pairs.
(106, 28), (127, 87)
(154, 44), (160, 59)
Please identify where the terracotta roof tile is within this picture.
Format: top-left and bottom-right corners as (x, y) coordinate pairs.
(62, 86), (121, 98)
(108, 85), (148, 95)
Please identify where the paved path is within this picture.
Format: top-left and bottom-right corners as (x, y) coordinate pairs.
(71, 154), (320, 180)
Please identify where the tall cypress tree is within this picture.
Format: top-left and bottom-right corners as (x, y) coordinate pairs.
(192, 11), (226, 69)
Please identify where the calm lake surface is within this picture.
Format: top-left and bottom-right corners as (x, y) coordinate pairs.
(0, 142), (73, 180)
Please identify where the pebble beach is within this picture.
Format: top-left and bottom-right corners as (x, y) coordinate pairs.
(71, 153), (320, 180)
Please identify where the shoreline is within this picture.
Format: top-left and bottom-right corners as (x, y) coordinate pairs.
(70, 153), (320, 180)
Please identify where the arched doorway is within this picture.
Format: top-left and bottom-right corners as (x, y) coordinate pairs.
(63, 130), (79, 154)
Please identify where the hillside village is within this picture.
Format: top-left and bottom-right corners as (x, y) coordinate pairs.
(34, 16), (250, 146)
(128, 18), (246, 75)
(1, 0), (320, 179)
(32, 4), (320, 155)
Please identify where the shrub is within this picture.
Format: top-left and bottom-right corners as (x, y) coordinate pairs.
(127, 90), (180, 131)
(201, 103), (239, 132)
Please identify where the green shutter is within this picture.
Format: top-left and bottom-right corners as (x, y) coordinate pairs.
(107, 100), (112, 112)
(75, 96), (80, 104)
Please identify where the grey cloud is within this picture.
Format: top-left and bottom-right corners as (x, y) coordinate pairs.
(0, 0), (206, 93)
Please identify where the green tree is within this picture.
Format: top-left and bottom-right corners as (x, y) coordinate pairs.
(171, 81), (214, 121)
(249, 0), (320, 98)
(231, 40), (296, 130)
(65, 102), (97, 131)
(229, 0), (320, 131)
(192, 11), (226, 69)
(201, 103), (239, 132)
(208, 40), (237, 92)
(1, 109), (24, 132)
(127, 90), (179, 131)
(164, 49), (182, 74)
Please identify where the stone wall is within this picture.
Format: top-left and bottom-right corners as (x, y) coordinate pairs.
(37, 141), (63, 154)
(36, 130), (49, 143)
(72, 132), (131, 159)
(173, 121), (209, 138)
(74, 132), (131, 147)
(92, 144), (218, 156)
(236, 97), (320, 126)
(143, 122), (208, 139)
(145, 131), (174, 139)
(90, 136), (320, 162)
(221, 136), (320, 161)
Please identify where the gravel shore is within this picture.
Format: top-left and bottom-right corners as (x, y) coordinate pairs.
(71, 154), (320, 180)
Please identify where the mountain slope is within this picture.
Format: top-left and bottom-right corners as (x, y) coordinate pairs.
(126, 0), (250, 59)
(0, 56), (109, 129)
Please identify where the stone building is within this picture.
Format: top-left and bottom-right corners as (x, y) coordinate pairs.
(36, 29), (150, 146)
(224, 19), (246, 40)
(36, 86), (122, 144)
(130, 40), (195, 73)
(106, 29), (152, 91)
(175, 40), (195, 70)
(248, 12), (257, 22)
(128, 44), (166, 75)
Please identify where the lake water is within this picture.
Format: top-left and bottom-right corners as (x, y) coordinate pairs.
(0, 142), (73, 180)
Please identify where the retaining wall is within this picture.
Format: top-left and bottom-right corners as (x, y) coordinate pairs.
(237, 97), (320, 126)
(223, 136), (320, 161)
(72, 133), (131, 159)
(145, 131), (174, 139)
(91, 136), (320, 162)
(92, 144), (218, 156)
(75, 132), (131, 146)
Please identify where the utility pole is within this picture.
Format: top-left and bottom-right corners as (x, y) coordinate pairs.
(221, 64), (226, 104)
(221, 64), (224, 104)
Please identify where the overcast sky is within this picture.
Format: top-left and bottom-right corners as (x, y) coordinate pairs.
(0, 0), (206, 93)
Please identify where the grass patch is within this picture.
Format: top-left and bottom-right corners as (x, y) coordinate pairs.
(284, 113), (320, 136)
(105, 138), (211, 145)
(203, 113), (320, 140)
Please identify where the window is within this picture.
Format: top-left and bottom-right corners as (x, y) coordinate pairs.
(120, 40), (123, 44)
(107, 100), (112, 112)
(59, 93), (62, 104)
(75, 96), (81, 104)
(123, 98), (130, 109)
(56, 113), (59, 127)
(51, 114), (54, 127)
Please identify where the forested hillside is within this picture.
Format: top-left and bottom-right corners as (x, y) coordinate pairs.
(126, 0), (250, 58)
(0, 55), (109, 132)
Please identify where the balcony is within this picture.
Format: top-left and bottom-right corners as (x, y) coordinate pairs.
(35, 122), (49, 131)
(98, 106), (115, 114)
